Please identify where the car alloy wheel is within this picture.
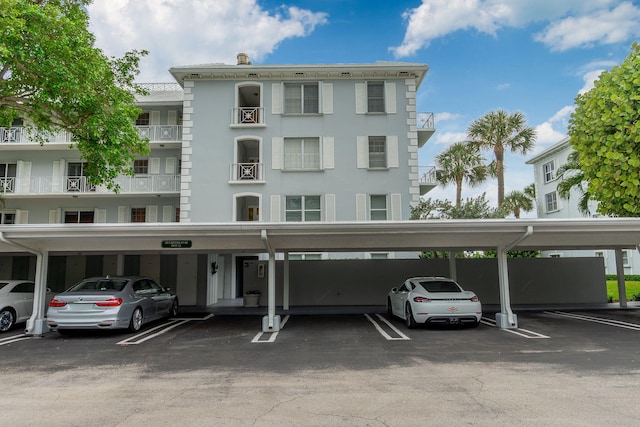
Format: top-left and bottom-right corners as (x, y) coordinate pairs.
(0, 309), (16, 332)
(129, 307), (143, 332)
(405, 303), (416, 329)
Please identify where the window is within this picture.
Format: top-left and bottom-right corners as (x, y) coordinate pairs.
(64, 211), (94, 224)
(131, 208), (146, 223)
(289, 253), (322, 260)
(0, 212), (16, 224)
(544, 191), (558, 212)
(595, 251), (606, 267)
(370, 253), (389, 260)
(136, 112), (150, 126)
(285, 196), (321, 221)
(284, 138), (320, 170)
(284, 83), (319, 114)
(66, 162), (95, 192)
(0, 163), (17, 193)
(370, 195), (387, 220)
(134, 159), (149, 174)
(368, 136), (386, 168)
(543, 161), (555, 183)
(623, 250), (630, 267)
(367, 81), (385, 113)
(11, 282), (34, 293)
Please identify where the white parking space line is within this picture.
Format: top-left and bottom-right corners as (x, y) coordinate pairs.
(252, 315), (290, 343)
(172, 313), (215, 321)
(117, 319), (191, 346)
(481, 316), (550, 339)
(0, 333), (31, 346)
(545, 311), (640, 331)
(364, 314), (410, 340)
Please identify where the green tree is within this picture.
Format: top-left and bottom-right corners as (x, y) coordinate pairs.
(434, 141), (491, 206)
(568, 42), (640, 217)
(467, 110), (536, 205)
(411, 194), (504, 220)
(556, 151), (591, 216)
(501, 188), (534, 218)
(1, 0), (149, 189)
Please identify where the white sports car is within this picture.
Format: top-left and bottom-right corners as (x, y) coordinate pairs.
(387, 277), (482, 328)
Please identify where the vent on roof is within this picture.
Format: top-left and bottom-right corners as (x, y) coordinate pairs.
(248, 73), (259, 78)
(341, 72), (352, 77)
(398, 71), (410, 77)
(294, 72), (305, 76)
(187, 73), (201, 78)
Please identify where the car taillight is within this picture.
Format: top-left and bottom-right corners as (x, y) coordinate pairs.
(470, 296), (479, 302)
(49, 299), (67, 307)
(413, 296), (431, 303)
(95, 298), (123, 307)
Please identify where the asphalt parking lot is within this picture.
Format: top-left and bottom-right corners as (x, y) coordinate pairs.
(2, 308), (640, 426)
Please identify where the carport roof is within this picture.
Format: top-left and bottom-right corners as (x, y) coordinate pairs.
(1, 218), (639, 255)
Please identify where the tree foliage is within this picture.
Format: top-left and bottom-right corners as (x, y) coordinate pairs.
(0, 0), (150, 189)
(501, 187), (534, 218)
(434, 141), (492, 206)
(568, 42), (640, 217)
(467, 110), (536, 205)
(411, 194), (505, 220)
(556, 151), (591, 216)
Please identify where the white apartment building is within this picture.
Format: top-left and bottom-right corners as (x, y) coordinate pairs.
(0, 54), (436, 305)
(526, 137), (639, 275)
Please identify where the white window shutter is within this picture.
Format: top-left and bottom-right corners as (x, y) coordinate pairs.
(322, 82), (333, 114)
(118, 206), (128, 223)
(272, 137), (283, 170)
(49, 209), (60, 224)
(165, 157), (177, 174)
(387, 135), (399, 168)
(167, 110), (177, 125)
(325, 194), (336, 222)
(52, 160), (64, 192)
(356, 194), (367, 221)
(272, 83), (282, 114)
(323, 137), (334, 169)
(391, 194), (402, 220)
(16, 160), (31, 193)
(95, 209), (107, 223)
(163, 206), (174, 222)
(355, 83), (366, 114)
(150, 157), (161, 174)
(15, 209), (28, 224)
(270, 195), (281, 222)
(146, 205), (158, 222)
(356, 136), (368, 169)
(150, 111), (160, 125)
(385, 82), (397, 114)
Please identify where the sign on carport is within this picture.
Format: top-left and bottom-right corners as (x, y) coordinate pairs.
(161, 240), (192, 248)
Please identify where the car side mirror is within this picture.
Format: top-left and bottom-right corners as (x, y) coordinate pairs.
(391, 287), (398, 293)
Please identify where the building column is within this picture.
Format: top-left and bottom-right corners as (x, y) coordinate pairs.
(283, 251), (290, 310)
(495, 246), (518, 329)
(26, 250), (49, 336)
(261, 230), (280, 332)
(615, 249), (627, 308)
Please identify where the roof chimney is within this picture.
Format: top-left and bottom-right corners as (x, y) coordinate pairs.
(237, 53), (251, 65)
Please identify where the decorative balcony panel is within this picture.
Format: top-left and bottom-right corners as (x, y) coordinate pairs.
(231, 108), (265, 126)
(1, 127), (72, 144)
(1, 177), (15, 193)
(9, 175), (180, 195)
(230, 163), (264, 183)
(136, 125), (182, 142)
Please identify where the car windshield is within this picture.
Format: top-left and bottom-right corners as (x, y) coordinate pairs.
(419, 280), (461, 293)
(67, 279), (128, 292)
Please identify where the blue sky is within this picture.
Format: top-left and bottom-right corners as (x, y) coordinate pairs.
(87, 0), (640, 214)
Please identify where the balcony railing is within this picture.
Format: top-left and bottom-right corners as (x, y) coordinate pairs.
(419, 166), (437, 185)
(417, 112), (435, 129)
(5, 175), (180, 195)
(232, 107), (264, 125)
(230, 163), (264, 182)
(1, 177), (15, 193)
(1, 126), (182, 144)
(136, 125), (182, 142)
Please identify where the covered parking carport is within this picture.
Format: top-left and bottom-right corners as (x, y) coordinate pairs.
(1, 218), (640, 335)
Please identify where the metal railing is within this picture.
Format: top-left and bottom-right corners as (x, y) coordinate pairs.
(419, 166), (437, 185)
(9, 175), (180, 195)
(137, 83), (182, 92)
(1, 177), (15, 193)
(136, 125), (182, 142)
(2, 125), (183, 144)
(232, 107), (264, 125)
(231, 163), (264, 181)
(417, 112), (435, 129)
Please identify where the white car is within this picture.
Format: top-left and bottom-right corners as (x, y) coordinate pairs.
(0, 280), (52, 332)
(387, 277), (482, 328)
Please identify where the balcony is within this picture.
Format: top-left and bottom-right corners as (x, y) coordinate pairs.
(419, 166), (437, 195)
(1, 125), (182, 147)
(3, 175), (180, 196)
(231, 107), (265, 127)
(417, 112), (435, 147)
(230, 163), (264, 183)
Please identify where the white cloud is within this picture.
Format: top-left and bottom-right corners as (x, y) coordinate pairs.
(87, 0), (328, 82)
(496, 83), (511, 91)
(391, 0), (633, 57)
(534, 2), (640, 51)
(432, 131), (468, 146)
(434, 112), (462, 122)
(531, 105), (574, 152)
(579, 69), (605, 94)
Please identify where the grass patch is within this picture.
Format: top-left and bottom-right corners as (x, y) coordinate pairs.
(606, 280), (640, 301)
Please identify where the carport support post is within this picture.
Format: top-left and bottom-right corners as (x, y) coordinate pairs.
(495, 246), (518, 329)
(26, 250), (50, 336)
(283, 252), (290, 310)
(614, 249), (627, 308)
(448, 252), (457, 281)
(260, 230), (281, 332)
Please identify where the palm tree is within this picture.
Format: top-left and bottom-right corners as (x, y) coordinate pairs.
(434, 141), (490, 206)
(467, 110), (536, 205)
(501, 189), (534, 218)
(557, 151), (591, 215)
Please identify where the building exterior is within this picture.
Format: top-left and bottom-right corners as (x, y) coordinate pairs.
(526, 137), (639, 275)
(0, 54), (436, 305)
